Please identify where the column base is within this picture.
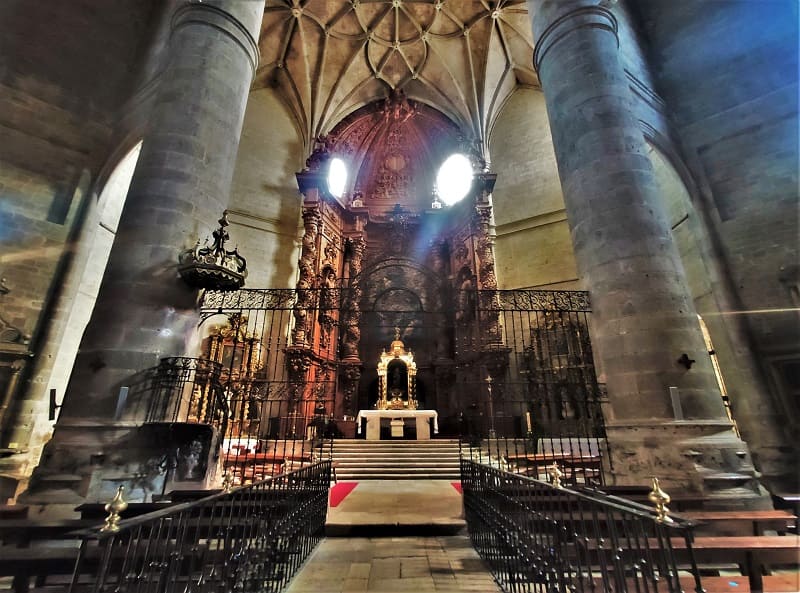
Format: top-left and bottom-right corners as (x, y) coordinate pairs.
(605, 420), (772, 510)
(21, 421), (222, 506)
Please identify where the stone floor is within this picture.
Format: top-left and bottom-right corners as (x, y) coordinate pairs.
(326, 479), (465, 535)
(284, 536), (502, 593)
(285, 480), (502, 592)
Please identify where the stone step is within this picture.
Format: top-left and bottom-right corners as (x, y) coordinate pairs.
(329, 438), (462, 480)
(331, 444), (461, 449)
(331, 438), (460, 444)
(330, 442), (461, 449)
(334, 457), (460, 462)
(335, 472), (462, 480)
(336, 461), (459, 468)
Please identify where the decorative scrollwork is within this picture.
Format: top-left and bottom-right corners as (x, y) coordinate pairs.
(495, 290), (591, 312)
(201, 288), (296, 315)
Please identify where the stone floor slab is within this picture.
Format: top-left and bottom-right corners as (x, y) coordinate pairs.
(285, 536), (501, 593)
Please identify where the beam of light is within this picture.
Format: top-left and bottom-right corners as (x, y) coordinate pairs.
(1, 244), (74, 263)
(704, 308), (800, 316)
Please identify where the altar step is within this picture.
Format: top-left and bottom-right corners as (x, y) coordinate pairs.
(329, 439), (462, 481)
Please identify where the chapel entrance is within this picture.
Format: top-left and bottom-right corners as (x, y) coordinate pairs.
(183, 94), (607, 485)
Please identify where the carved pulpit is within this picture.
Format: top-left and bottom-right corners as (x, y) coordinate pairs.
(376, 328), (418, 410)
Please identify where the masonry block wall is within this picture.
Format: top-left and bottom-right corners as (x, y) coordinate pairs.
(228, 88), (305, 290)
(491, 89), (580, 290)
(634, 0), (800, 445)
(0, 0), (159, 498)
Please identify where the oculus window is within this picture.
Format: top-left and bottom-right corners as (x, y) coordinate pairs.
(327, 157), (348, 198)
(436, 153), (473, 206)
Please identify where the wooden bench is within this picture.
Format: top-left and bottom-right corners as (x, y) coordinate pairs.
(582, 484), (709, 511)
(680, 574), (800, 593)
(0, 519), (98, 547)
(0, 504), (28, 519)
(680, 510), (798, 536)
(503, 452), (603, 484)
(668, 535), (800, 593)
(0, 544), (81, 593)
(74, 501), (172, 521)
(224, 452), (314, 483)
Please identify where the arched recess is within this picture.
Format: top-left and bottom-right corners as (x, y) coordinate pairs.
(3, 141), (142, 499)
(46, 141), (142, 404)
(356, 257), (449, 412)
(645, 138), (791, 484)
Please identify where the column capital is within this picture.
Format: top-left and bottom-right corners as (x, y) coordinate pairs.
(172, 1), (261, 77)
(532, 2), (618, 73)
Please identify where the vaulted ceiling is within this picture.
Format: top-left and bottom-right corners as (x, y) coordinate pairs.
(256, 0), (536, 153)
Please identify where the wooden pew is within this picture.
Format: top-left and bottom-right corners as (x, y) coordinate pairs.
(667, 535), (800, 593)
(74, 501), (171, 521)
(0, 544), (81, 593)
(0, 519), (98, 547)
(0, 505), (28, 520)
(503, 452), (603, 484)
(680, 574), (800, 593)
(223, 452), (314, 483)
(680, 510), (798, 536)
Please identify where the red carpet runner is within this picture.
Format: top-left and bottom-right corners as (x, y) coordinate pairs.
(329, 482), (359, 507)
(451, 482), (462, 494)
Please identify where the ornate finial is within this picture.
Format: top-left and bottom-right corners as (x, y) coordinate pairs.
(100, 486), (128, 532)
(648, 477), (674, 523)
(547, 463), (564, 488)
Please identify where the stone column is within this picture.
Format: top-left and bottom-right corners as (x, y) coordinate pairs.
(27, 1), (265, 502)
(528, 0), (767, 506)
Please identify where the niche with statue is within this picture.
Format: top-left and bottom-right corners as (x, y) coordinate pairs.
(376, 329), (418, 410)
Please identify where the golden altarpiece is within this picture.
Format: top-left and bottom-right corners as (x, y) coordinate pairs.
(376, 328), (418, 411)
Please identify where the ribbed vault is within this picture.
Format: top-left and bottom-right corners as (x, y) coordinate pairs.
(257, 0), (535, 153)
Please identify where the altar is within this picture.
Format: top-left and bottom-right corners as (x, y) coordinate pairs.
(356, 410), (439, 440)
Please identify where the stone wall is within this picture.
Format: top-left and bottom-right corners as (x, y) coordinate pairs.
(228, 89), (305, 289)
(634, 0), (800, 445)
(490, 88), (580, 290)
(0, 0), (158, 500)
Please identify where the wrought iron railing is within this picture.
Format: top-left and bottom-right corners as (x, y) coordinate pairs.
(461, 460), (703, 593)
(141, 357), (227, 427)
(69, 461), (331, 593)
(198, 287), (605, 484)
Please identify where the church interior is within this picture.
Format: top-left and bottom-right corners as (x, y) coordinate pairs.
(0, 1), (798, 591)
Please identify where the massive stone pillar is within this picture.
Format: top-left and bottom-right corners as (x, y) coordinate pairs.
(528, 0), (768, 506)
(26, 1), (265, 503)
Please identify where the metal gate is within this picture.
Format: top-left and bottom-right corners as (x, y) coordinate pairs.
(195, 287), (608, 485)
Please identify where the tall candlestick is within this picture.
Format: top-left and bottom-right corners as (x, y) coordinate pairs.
(525, 411), (532, 433)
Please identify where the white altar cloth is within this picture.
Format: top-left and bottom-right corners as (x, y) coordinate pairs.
(356, 410), (439, 440)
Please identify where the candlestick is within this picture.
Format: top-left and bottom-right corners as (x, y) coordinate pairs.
(525, 411), (532, 433)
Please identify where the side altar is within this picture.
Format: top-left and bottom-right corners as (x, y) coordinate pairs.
(357, 329), (438, 440)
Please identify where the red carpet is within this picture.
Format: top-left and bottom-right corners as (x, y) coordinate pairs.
(330, 482), (358, 507)
(451, 482), (462, 494)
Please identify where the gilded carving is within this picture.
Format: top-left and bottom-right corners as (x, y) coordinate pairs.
(340, 236), (366, 361)
(292, 208), (321, 347)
